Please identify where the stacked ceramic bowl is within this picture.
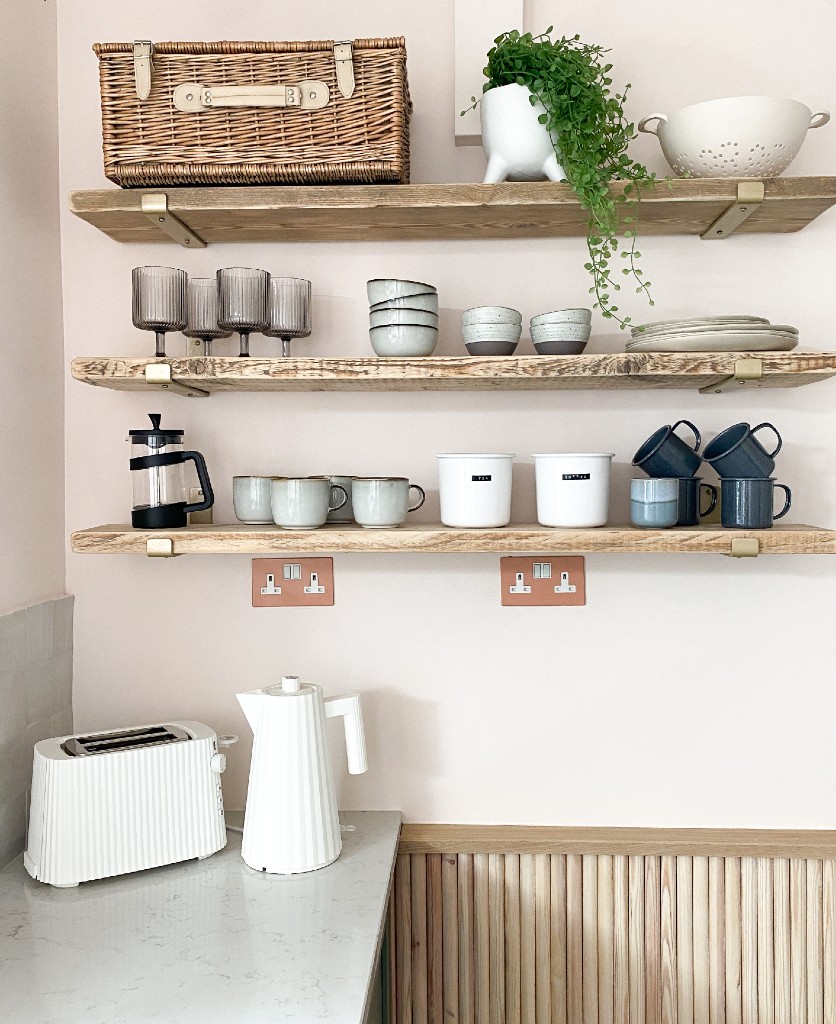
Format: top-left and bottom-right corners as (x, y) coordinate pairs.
(530, 308), (592, 354)
(367, 279), (439, 356)
(461, 307), (522, 355)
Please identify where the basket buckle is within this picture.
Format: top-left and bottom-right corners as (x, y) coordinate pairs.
(133, 40), (154, 101)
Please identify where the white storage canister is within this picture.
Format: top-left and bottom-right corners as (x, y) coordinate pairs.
(533, 453), (614, 527)
(436, 454), (515, 528)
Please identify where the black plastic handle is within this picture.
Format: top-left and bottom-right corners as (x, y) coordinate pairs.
(182, 451), (214, 513)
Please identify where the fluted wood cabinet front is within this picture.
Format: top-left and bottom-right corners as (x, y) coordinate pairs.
(388, 829), (836, 1024)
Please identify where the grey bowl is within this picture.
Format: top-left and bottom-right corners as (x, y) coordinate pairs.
(369, 307), (439, 328)
(369, 323), (439, 357)
(369, 293), (439, 314)
(533, 340), (588, 355)
(465, 341), (519, 356)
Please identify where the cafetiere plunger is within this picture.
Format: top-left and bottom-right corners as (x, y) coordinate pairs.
(129, 414), (214, 529)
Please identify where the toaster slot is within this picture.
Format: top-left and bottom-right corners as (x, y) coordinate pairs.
(61, 724), (192, 756)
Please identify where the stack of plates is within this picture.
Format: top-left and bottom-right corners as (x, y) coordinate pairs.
(627, 315), (799, 353)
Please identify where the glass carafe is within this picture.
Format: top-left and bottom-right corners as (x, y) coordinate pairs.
(129, 414), (214, 529)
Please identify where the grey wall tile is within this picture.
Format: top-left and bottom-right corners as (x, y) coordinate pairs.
(0, 608), (26, 676)
(53, 595), (74, 656)
(0, 792), (27, 870)
(53, 650), (72, 713)
(25, 601), (54, 665)
(25, 659), (54, 727)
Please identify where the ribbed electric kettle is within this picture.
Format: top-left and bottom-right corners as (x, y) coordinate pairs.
(237, 675), (367, 874)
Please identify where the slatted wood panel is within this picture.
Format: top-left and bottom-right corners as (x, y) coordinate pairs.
(390, 852), (835, 1024)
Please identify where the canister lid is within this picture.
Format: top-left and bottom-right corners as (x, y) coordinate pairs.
(129, 413), (184, 445)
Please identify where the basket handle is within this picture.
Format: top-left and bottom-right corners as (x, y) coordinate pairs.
(638, 113), (667, 136)
(809, 110), (831, 130)
(173, 81), (330, 112)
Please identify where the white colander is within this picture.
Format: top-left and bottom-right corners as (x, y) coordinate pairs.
(638, 96), (829, 177)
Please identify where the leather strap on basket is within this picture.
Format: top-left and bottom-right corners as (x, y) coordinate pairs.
(173, 81), (330, 111)
(133, 40), (154, 99)
(333, 40), (355, 98)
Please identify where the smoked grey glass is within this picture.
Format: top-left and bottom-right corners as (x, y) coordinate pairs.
(217, 267), (270, 357)
(183, 278), (232, 356)
(132, 266), (187, 357)
(265, 277), (312, 357)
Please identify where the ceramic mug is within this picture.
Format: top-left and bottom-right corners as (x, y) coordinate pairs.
(233, 476), (282, 524)
(720, 478), (791, 529)
(271, 477), (348, 530)
(326, 476), (356, 524)
(676, 477), (718, 527)
(632, 420), (702, 478)
(352, 477), (426, 529)
(703, 422), (782, 479)
(630, 477), (679, 528)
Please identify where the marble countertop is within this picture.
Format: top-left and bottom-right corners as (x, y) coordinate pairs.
(0, 810), (401, 1024)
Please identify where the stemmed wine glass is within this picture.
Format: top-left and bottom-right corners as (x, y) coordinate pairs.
(217, 267), (270, 357)
(183, 278), (232, 356)
(264, 277), (312, 357)
(132, 266), (187, 357)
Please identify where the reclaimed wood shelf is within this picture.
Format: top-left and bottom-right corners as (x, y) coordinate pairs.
(68, 177), (836, 245)
(71, 352), (836, 396)
(71, 523), (836, 558)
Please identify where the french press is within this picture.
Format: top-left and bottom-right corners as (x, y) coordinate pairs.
(129, 414), (214, 529)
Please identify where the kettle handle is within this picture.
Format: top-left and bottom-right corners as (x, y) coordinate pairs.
(325, 694), (368, 775)
(182, 452), (215, 513)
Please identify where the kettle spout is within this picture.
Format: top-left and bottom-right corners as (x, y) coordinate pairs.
(236, 692), (263, 732)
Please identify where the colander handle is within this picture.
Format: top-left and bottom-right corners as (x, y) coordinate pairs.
(638, 113), (667, 136)
(809, 111), (830, 130)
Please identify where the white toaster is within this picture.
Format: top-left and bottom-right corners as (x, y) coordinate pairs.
(24, 720), (228, 887)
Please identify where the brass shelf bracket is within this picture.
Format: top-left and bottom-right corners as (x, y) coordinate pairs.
(700, 357), (764, 395)
(144, 362), (210, 398)
(140, 193), (206, 248)
(146, 538), (177, 558)
(701, 181), (765, 240)
(729, 537), (760, 558)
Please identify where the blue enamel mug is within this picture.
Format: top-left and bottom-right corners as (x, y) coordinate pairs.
(632, 419), (702, 478)
(703, 422), (782, 479)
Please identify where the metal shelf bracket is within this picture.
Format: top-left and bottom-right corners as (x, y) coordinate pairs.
(729, 537), (760, 558)
(144, 362), (210, 398)
(140, 193), (206, 248)
(700, 357), (764, 395)
(146, 538), (177, 558)
(701, 181), (765, 240)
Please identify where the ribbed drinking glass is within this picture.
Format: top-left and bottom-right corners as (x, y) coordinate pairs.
(264, 277), (312, 357)
(183, 278), (232, 356)
(132, 266), (188, 357)
(217, 267), (270, 357)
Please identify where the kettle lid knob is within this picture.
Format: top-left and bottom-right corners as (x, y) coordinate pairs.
(282, 675), (301, 693)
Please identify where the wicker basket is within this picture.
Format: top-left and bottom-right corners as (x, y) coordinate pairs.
(94, 39), (411, 187)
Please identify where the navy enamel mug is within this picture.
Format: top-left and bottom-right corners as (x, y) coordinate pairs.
(720, 478), (791, 529)
(703, 422), (782, 479)
(632, 419), (702, 478)
(676, 477), (718, 526)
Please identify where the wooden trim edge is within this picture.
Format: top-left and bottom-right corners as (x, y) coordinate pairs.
(398, 824), (836, 859)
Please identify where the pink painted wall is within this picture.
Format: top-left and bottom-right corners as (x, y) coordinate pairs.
(60, 1), (836, 825)
(0, 0), (65, 613)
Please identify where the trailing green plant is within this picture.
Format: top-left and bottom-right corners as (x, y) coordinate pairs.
(465, 28), (657, 327)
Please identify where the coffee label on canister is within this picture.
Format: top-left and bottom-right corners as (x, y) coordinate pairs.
(562, 473), (591, 481)
(472, 475), (492, 481)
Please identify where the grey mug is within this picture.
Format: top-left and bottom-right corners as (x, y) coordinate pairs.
(326, 475), (356, 523)
(720, 478), (791, 529)
(630, 477), (679, 529)
(271, 477), (348, 530)
(703, 421), (782, 479)
(632, 419), (702, 478)
(352, 477), (426, 529)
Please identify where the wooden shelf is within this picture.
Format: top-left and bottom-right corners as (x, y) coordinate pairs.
(71, 353), (836, 396)
(68, 178), (836, 245)
(71, 523), (836, 558)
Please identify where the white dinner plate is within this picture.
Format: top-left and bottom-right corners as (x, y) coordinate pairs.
(631, 315), (769, 334)
(626, 331), (799, 353)
(632, 322), (797, 339)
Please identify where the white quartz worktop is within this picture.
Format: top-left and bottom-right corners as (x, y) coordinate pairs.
(0, 810), (401, 1024)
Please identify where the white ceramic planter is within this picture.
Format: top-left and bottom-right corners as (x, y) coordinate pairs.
(480, 84), (565, 184)
(533, 454), (614, 528)
(437, 454), (515, 528)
